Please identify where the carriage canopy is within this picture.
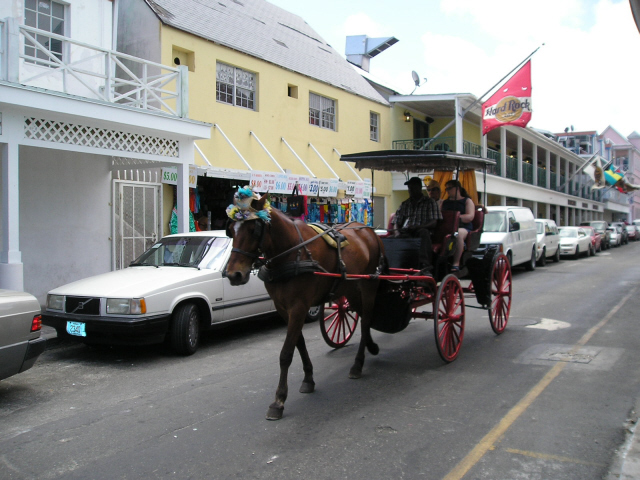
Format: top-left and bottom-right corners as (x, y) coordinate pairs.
(340, 150), (495, 173)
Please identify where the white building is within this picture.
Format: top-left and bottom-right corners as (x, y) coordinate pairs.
(0, 0), (210, 302)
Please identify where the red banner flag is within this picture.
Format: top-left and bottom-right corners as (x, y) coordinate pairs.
(482, 61), (532, 135)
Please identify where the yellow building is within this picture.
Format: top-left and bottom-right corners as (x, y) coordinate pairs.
(116, 0), (394, 229)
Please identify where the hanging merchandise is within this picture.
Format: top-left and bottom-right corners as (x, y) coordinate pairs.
(287, 184), (305, 218)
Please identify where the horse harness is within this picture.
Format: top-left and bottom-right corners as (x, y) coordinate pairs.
(231, 218), (379, 285)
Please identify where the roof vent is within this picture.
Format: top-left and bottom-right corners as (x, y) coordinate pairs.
(345, 35), (398, 72)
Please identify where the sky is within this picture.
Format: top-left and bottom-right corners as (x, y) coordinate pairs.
(268, 0), (640, 137)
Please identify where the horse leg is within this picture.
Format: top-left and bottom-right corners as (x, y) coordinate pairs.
(266, 308), (306, 421)
(296, 333), (315, 394)
(349, 288), (378, 379)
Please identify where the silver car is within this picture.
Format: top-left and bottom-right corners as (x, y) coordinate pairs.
(0, 289), (46, 381)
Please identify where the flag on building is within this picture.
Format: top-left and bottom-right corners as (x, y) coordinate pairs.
(482, 61), (532, 135)
(584, 156), (606, 189)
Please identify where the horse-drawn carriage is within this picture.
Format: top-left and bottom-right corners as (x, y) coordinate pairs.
(317, 150), (512, 362)
(225, 150), (512, 419)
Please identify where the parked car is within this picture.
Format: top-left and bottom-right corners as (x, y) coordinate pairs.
(626, 224), (638, 242)
(534, 218), (560, 266)
(558, 226), (592, 259)
(608, 226), (621, 247)
(611, 222), (629, 245)
(629, 224), (640, 241)
(0, 289), (46, 382)
(478, 206), (538, 270)
(582, 226), (602, 254)
(42, 232), (279, 355)
(580, 220), (611, 249)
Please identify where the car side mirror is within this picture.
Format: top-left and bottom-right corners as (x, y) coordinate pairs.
(510, 222), (520, 232)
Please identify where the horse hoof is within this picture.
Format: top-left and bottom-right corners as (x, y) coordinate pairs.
(368, 343), (379, 355)
(266, 404), (284, 421)
(299, 381), (315, 394)
(348, 369), (362, 379)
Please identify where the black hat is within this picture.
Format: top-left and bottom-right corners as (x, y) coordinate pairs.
(404, 177), (422, 187)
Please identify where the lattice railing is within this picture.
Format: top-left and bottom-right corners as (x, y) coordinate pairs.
(5, 21), (187, 117)
(24, 117), (179, 157)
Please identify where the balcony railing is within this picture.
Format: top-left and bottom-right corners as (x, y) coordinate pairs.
(537, 167), (546, 188)
(1, 18), (188, 117)
(392, 136), (455, 151)
(506, 157), (518, 180)
(522, 162), (533, 185)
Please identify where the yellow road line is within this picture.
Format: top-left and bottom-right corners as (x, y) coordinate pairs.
(443, 287), (638, 480)
(503, 448), (606, 467)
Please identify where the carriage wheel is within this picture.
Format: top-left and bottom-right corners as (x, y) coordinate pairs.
(434, 274), (465, 363)
(488, 252), (512, 335)
(320, 296), (359, 349)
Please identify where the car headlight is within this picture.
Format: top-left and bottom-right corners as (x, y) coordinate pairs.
(47, 294), (64, 311)
(106, 298), (147, 315)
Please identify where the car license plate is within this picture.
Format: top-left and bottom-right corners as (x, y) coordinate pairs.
(66, 321), (87, 337)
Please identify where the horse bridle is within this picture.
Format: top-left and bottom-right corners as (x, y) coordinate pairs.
(229, 218), (267, 263)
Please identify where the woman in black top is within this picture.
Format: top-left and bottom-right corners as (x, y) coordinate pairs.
(442, 180), (475, 271)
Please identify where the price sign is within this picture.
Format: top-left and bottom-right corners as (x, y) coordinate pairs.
(297, 176), (310, 195)
(162, 165), (197, 188)
(328, 179), (339, 197)
(309, 179), (319, 196)
(274, 173), (289, 194)
(264, 173), (276, 193)
(363, 178), (372, 199)
(250, 171), (265, 192)
(318, 180), (330, 197)
(346, 181), (356, 196)
(286, 174), (298, 193)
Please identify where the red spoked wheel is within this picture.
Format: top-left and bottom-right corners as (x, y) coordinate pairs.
(434, 274), (465, 363)
(489, 252), (512, 334)
(320, 296), (359, 349)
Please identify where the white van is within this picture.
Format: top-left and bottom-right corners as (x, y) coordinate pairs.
(478, 206), (538, 270)
(534, 219), (560, 266)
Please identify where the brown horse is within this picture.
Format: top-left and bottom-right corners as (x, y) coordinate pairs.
(225, 192), (384, 420)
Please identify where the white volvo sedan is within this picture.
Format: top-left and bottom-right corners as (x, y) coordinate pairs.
(42, 232), (277, 355)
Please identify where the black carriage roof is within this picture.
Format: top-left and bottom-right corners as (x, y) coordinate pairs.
(340, 150), (495, 172)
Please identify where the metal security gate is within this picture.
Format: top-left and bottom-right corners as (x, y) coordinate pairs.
(114, 181), (162, 270)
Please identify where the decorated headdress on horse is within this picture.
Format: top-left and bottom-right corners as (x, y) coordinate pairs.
(226, 186), (271, 222)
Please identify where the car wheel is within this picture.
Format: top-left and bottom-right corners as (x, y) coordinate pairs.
(305, 304), (323, 323)
(553, 246), (561, 262)
(537, 247), (547, 267)
(574, 246), (580, 260)
(524, 246), (536, 271)
(588, 244), (593, 257)
(170, 303), (200, 356)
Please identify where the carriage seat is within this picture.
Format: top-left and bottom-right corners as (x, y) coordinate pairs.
(465, 205), (486, 252)
(432, 210), (460, 256)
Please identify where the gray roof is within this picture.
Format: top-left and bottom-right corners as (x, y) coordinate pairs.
(144, 0), (389, 105)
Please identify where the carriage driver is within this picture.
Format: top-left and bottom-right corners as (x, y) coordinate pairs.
(393, 177), (443, 272)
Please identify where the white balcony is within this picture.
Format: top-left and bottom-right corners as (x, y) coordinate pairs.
(0, 17), (188, 117)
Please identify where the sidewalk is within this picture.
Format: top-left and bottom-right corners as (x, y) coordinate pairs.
(608, 402), (640, 480)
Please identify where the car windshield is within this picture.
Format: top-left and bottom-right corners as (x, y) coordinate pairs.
(591, 221), (606, 231)
(130, 236), (230, 268)
(559, 228), (577, 238)
(536, 222), (544, 234)
(484, 212), (507, 232)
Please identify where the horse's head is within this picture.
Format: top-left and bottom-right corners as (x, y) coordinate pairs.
(224, 189), (271, 286)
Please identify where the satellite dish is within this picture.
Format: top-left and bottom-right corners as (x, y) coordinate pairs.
(412, 70), (420, 86)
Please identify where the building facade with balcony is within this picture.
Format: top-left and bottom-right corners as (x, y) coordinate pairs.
(0, 0), (210, 301)
(115, 0), (395, 229)
(365, 87), (616, 226)
(556, 127), (637, 222)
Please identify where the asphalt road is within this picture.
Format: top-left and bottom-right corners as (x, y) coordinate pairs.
(2, 242), (640, 480)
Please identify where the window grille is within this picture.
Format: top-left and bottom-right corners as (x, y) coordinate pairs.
(309, 93), (335, 131)
(24, 0), (65, 66)
(216, 62), (256, 110)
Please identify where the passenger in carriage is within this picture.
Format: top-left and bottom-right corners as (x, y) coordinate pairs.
(442, 180), (475, 271)
(393, 177), (443, 272)
(426, 179), (443, 210)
